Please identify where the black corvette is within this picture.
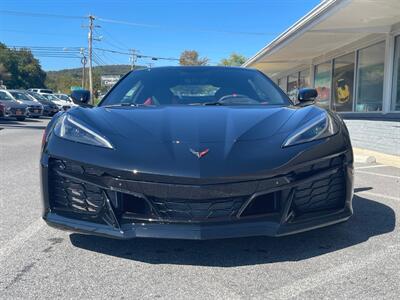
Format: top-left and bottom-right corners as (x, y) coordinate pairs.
(41, 66), (353, 240)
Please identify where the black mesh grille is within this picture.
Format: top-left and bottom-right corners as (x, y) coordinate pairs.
(149, 197), (247, 222)
(49, 161), (105, 215)
(293, 171), (346, 214)
(48, 157), (348, 223)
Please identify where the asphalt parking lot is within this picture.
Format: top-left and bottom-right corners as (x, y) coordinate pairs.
(1, 118), (399, 299)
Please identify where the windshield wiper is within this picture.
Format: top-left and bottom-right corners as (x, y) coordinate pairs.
(202, 101), (225, 106)
(103, 103), (138, 108)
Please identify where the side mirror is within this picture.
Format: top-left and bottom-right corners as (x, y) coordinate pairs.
(70, 90), (92, 107)
(297, 88), (318, 104)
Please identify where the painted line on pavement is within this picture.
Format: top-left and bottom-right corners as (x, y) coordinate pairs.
(355, 165), (388, 170)
(357, 191), (400, 202)
(356, 170), (400, 179)
(0, 218), (44, 263)
(263, 244), (400, 299)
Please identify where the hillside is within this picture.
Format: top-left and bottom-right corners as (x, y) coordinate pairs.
(45, 64), (142, 93)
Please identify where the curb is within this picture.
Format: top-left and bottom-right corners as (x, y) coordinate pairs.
(353, 147), (400, 168)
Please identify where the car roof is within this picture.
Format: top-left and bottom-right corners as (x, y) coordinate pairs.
(135, 66), (251, 72)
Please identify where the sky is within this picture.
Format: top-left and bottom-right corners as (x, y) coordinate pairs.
(0, 0), (321, 71)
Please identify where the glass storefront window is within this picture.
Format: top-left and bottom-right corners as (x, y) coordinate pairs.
(277, 77), (287, 92)
(299, 69), (310, 88)
(314, 62), (331, 109)
(287, 73), (298, 101)
(392, 35), (400, 111)
(356, 42), (385, 112)
(332, 53), (355, 112)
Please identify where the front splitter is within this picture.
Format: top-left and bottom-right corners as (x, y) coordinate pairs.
(44, 208), (352, 240)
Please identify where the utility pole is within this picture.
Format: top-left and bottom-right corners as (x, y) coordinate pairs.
(80, 48), (87, 89)
(88, 15), (94, 104)
(129, 49), (137, 70)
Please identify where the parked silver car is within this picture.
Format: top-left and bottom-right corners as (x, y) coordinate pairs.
(8, 90), (44, 118)
(0, 90), (28, 121)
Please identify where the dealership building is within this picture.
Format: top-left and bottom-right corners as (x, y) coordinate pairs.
(244, 0), (400, 120)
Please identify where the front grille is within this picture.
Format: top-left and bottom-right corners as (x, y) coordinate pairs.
(9, 107), (25, 114)
(28, 106), (42, 112)
(149, 196), (247, 222)
(49, 161), (105, 215)
(292, 170), (346, 214)
(47, 156), (348, 225)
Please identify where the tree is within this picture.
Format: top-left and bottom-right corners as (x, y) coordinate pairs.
(219, 53), (247, 66)
(179, 50), (209, 66)
(0, 42), (46, 89)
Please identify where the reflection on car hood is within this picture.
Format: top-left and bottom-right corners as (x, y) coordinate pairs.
(70, 105), (302, 143)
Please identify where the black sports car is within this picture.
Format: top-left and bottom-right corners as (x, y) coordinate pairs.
(41, 66), (353, 240)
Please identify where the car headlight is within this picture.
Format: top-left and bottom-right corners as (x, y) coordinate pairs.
(282, 112), (338, 147)
(54, 114), (113, 149)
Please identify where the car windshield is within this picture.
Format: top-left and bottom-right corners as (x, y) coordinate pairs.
(10, 91), (32, 101)
(100, 67), (290, 107)
(40, 89), (53, 94)
(56, 94), (70, 101)
(0, 91), (13, 101)
(28, 92), (47, 101)
(42, 94), (59, 101)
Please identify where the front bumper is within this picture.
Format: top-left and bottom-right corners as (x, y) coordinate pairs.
(45, 207), (352, 239)
(41, 151), (354, 240)
(3, 107), (27, 118)
(27, 107), (43, 117)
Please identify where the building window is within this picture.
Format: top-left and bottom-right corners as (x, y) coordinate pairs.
(314, 62), (331, 109)
(299, 69), (310, 88)
(392, 35), (400, 111)
(332, 53), (355, 112)
(277, 77), (287, 92)
(356, 42), (385, 112)
(287, 73), (298, 101)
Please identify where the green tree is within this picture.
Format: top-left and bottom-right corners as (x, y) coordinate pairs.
(219, 53), (247, 66)
(0, 42), (46, 89)
(179, 50), (209, 66)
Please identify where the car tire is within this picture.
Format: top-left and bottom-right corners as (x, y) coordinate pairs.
(16, 117), (26, 121)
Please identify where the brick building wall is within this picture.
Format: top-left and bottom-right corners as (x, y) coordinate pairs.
(344, 120), (400, 156)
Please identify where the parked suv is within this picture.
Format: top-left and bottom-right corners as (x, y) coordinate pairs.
(8, 90), (43, 118)
(26, 91), (59, 116)
(0, 90), (28, 121)
(27, 88), (53, 94)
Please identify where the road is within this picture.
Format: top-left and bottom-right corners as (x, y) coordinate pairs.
(1, 118), (399, 299)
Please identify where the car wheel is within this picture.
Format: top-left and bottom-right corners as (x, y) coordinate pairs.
(16, 117), (26, 121)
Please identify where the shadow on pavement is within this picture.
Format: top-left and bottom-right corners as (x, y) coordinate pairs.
(0, 118), (48, 130)
(70, 194), (395, 267)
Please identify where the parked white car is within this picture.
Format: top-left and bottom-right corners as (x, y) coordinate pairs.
(41, 94), (76, 111)
(27, 88), (54, 94)
(54, 93), (73, 102)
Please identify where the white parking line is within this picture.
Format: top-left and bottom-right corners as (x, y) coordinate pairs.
(355, 165), (388, 170)
(356, 191), (400, 202)
(263, 244), (400, 299)
(356, 170), (400, 179)
(0, 218), (44, 263)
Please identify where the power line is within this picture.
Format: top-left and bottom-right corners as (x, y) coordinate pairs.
(96, 16), (278, 36)
(0, 10), (277, 36)
(0, 10), (85, 19)
(94, 47), (179, 61)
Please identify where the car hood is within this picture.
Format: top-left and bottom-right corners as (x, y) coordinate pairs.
(0, 100), (27, 108)
(18, 100), (41, 106)
(70, 105), (301, 143)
